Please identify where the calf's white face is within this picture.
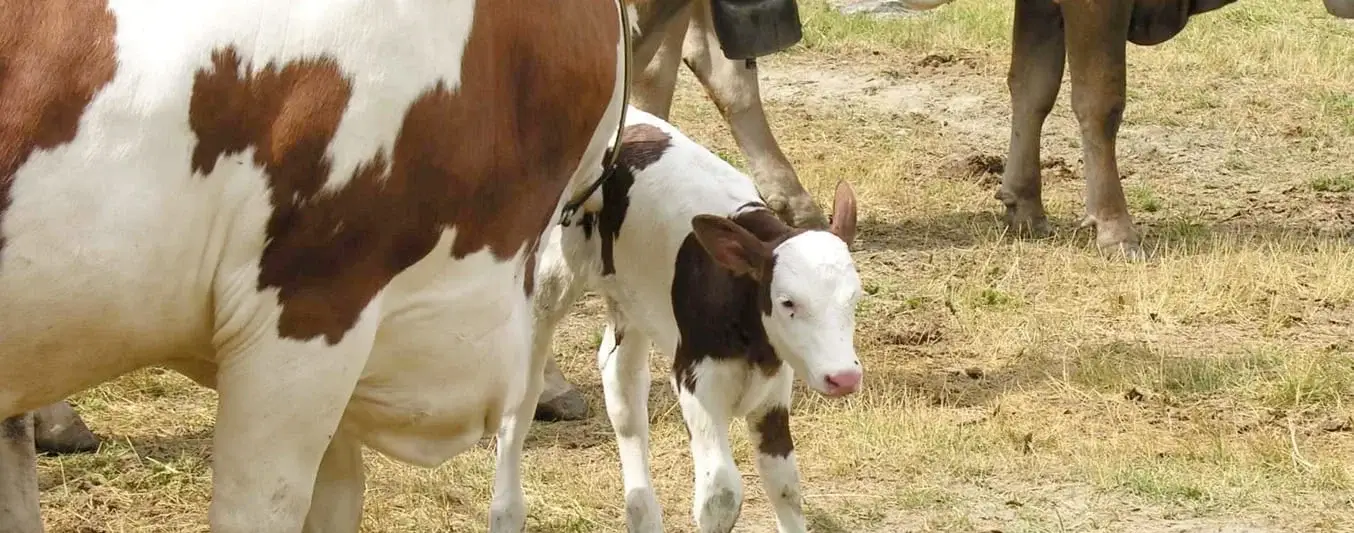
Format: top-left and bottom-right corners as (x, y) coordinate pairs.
(688, 180), (864, 397)
(762, 230), (863, 397)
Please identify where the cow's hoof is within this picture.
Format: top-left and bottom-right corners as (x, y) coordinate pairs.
(995, 190), (1049, 238)
(33, 406), (101, 455)
(1082, 215), (1147, 262)
(533, 388), (589, 421)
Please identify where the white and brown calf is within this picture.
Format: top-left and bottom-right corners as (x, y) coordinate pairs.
(492, 108), (862, 533)
(0, 1), (628, 532)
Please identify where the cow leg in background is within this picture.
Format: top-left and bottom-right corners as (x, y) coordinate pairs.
(208, 309), (375, 532)
(631, 5), (692, 120)
(32, 401), (99, 455)
(1060, 0), (1143, 260)
(0, 413), (42, 533)
(302, 431), (364, 533)
(533, 354), (588, 422)
(598, 308), (664, 533)
(997, 0), (1065, 241)
(744, 372), (805, 533)
(681, 0), (829, 230)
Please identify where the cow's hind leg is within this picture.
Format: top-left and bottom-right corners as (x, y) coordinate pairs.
(1061, 0), (1143, 260)
(681, 0), (827, 230)
(675, 363), (742, 533)
(745, 371), (804, 533)
(0, 413), (42, 533)
(631, 5), (691, 121)
(32, 401), (99, 455)
(997, 0), (1065, 240)
(208, 306), (376, 533)
(598, 302), (663, 533)
(302, 430), (364, 533)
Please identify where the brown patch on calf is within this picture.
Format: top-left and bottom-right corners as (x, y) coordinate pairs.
(0, 0), (118, 261)
(596, 124), (671, 275)
(670, 207), (801, 391)
(754, 405), (793, 458)
(188, 0), (620, 344)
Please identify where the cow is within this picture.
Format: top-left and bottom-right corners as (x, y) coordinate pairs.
(0, 0), (631, 531)
(490, 107), (862, 533)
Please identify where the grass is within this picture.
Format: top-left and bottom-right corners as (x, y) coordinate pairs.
(37, 1), (1354, 532)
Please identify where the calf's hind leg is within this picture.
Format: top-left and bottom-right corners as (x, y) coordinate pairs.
(598, 304), (664, 533)
(0, 413), (42, 533)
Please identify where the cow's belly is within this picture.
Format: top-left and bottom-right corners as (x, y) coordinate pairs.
(341, 242), (535, 468)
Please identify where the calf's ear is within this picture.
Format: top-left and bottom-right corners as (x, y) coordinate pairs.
(829, 180), (858, 249)
(691, 215), (770, 278)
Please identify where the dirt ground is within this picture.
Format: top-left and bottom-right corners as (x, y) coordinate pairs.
(32, 1), (1354, 532)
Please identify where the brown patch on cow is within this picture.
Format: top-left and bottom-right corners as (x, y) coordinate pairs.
(1127, 0), (1238, 46)
(754, 406), (793, 458)
(670, 207), (803, 390)
(595, 124), (671, 275)
(187, 0), (620, 344)
(0, 1), (118, 261)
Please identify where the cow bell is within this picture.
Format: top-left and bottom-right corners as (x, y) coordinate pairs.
(707, 0), (804, 60)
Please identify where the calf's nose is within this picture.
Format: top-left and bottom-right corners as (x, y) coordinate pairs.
(823, 368), (863, 396)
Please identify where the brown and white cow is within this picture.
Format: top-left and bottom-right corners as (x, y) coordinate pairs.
(0, 1), (629, 531)
(494, 107), (861, 533)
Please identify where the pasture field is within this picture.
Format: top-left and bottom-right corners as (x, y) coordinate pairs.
(38, 1), (1354, 531)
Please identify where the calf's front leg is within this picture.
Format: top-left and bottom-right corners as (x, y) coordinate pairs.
(1060, 0), (1144, 260)
(745, 370), (805, 533)
(674, 365), (743, 533)
(0, 413), (42, 533)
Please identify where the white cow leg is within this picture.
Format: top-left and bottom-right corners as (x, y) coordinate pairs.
(0, 413), (42, 533)
(744, 372), (805, 533)
(208, 310), (376, 533)
(680, 0), (827, 230)
(598, 303), (663, 533)
(303, 431), (365, 533)
(676, 372), (742, 533)
(631, 5), (690, 121)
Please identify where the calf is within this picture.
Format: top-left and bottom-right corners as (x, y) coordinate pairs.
(0, 1), (627, 531)
(491, 108), (863, 533)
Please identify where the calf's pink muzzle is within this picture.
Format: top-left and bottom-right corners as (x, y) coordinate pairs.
(822, 369), (863, 397)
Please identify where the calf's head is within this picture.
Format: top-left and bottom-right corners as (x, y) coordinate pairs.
(691, 181), (863, 397)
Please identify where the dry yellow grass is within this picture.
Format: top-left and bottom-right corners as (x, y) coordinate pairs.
(36, 1), (1354, 531)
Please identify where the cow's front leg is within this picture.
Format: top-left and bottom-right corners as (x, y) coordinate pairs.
(303, 431), (364, 533)
(675, 365), (742, 533)
(209, 307), (376, 533)
(997, 0), (1065, 239)
(1060, 0), (1143, 260)
(745, 370), (804, 533)
(681, 0), (827, 230)
(598, 305), (664, 533)
(0, 413), (42, 533)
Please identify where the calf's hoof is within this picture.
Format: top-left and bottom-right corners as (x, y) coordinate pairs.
(533, 388), (589, 422)
(33, 402), (100, 455)
(624, 488), (664, 533)
(694, 486), (742, 533)
(488, 498), (526, 533)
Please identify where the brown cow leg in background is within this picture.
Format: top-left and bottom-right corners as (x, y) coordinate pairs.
(680, 0), (829, 230)
(0, 413), (43, 533)
(997, 0), (1066, 240)
(1327, 0), (1354, 18)
(631, 5), (692, 121)
(1060, 0), (1142, 260)
(535, 354), (590, 422)
(32, 401), (100, 455)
